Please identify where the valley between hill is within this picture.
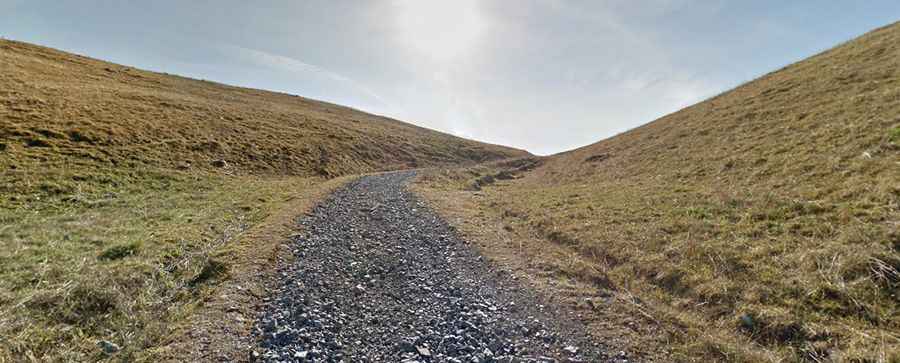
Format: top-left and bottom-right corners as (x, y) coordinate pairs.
(1, 19), (899, 363)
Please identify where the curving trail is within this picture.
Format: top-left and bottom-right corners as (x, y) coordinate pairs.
(253, 171), (617, 362)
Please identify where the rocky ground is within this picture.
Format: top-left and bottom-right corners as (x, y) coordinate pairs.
(253, 171), (626, 362)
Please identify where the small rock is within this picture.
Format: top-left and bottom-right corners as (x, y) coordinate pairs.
(294, 351), (309, 359)
(563, 345), (579, 354)
(97, 340), (120, 354)
(416, 345), (432, 357)
(398, 341), (416, 353)
(211, 159), (228, 168)
(740, 314), (755, 330)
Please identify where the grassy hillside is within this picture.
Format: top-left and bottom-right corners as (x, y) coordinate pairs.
(417, 22), (900, 361)
(0, 40), (524, 181)
(0, 39), (527, 361)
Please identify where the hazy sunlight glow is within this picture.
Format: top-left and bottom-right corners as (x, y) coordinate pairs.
(391, 0), (486, 62)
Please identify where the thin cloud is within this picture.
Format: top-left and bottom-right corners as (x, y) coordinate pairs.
(222, 44), (389, 108)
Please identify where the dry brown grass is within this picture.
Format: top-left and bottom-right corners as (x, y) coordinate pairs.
(416, 22), (900, 362)
(0, 39), (525, 182)
(0, 39), (526, 361)
(413, 163), (679, 362)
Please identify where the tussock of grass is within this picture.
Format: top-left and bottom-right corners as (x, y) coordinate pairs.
(188, 258), (229, 287)
(418, 22), (900, 362)
(98, 242), (141, 261)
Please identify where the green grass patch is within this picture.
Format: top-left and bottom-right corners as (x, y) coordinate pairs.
(0, 161), (322, 361)
(890, 125), (900, 143)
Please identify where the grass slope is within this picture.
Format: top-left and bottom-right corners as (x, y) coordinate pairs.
(0, 39), (527, 361)
(417, 22), (900, 361)
(0, 39), (524, 181)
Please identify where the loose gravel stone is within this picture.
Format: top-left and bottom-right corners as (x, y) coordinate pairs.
(254, 171), (619, 362)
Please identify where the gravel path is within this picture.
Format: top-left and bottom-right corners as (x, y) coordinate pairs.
(253, 171), (619, 362)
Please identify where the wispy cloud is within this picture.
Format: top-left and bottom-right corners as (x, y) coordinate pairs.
(221, 44), (389, 107)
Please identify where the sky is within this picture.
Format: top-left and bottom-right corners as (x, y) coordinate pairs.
(2, 1), (899, 155)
